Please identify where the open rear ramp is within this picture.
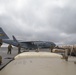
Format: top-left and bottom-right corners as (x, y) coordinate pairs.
(0, 52), (76, 75)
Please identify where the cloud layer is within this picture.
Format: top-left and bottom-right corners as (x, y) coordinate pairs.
(0, 0), (76, 45)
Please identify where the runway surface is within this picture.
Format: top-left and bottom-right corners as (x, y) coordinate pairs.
(0, 47), (18, 70)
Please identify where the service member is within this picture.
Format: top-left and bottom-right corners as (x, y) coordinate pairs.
(7, 44), (12, 54)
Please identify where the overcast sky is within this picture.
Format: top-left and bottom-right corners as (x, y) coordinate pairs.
(0, 0), (76, 45)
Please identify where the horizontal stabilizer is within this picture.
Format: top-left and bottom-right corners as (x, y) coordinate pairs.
(0, 27), (9, 39)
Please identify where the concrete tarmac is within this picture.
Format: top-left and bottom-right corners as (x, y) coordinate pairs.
(0, 47), (18, 70)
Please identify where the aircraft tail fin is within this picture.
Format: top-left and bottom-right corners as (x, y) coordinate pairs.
(0, 27), (9, 39)
(12, 35), (18, 43)
(12, 35), (21, 47)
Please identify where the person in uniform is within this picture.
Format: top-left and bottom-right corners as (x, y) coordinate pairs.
(0, 39), (3, 47)
(7, 44), (12, 54)
(18, 44), (21, 54)
(61, 49), (68, 61)
(50, 45), (55, 52)
(0, 55), (2, 65)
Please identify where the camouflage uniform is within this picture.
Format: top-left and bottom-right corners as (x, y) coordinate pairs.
(0, 55), (2, 65)
(7, 44), (12, 54)
(0, 39), (3, 47)
(18, 44), (21, 54)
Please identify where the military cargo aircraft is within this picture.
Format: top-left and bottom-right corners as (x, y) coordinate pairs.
(0, 27), (56, 49)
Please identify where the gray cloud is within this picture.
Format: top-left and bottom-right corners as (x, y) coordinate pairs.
(0, 0), (76, 45)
